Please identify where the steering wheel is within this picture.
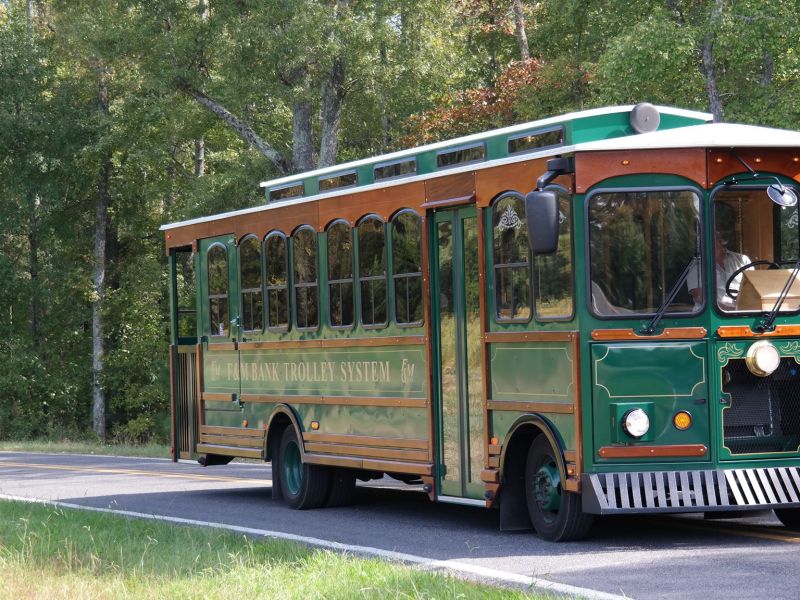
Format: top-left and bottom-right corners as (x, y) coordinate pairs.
(725, 260), (780, 298)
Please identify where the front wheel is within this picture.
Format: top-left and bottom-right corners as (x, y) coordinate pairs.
(524, 436), (593, 541)
(774, 508), (800, 530)
(278, 427), (330, 509)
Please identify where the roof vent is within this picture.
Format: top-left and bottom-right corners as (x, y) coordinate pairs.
(629, 103), (660, 134)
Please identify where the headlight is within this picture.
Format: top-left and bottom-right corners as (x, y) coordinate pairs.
(622, 408), (650, 438)
(745, 341), (781, 377)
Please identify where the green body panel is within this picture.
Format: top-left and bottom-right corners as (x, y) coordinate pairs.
(489, 342), (574, 403)
(202, 400), (429, 441)
(590, 342), (710, 462)
(204, 346), (426, 398)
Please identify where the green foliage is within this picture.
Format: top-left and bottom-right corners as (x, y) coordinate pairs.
(2, 0), (800, 443)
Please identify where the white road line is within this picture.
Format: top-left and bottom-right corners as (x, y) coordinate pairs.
(0, 493), (628, 600)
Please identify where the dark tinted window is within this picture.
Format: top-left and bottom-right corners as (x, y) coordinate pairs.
(392, 211), (423, 325)
(239, 236), (263, 332)
(358, 217), (387, 327)
(269, 183), (304, 202)
(207, 243), (229, 336)
(492, 193), (530, 321)
(508, 128), (564, 154)
(319, 171), (357, 191)
(327, 221), (354, 327)
(175, 250), (196, 338)
(293, 227), (319, 329)
(265, 233), (289, 330)
(437, 144), (485, 169)
(535, 191), (573, 319)
(374, 159), (416, 181)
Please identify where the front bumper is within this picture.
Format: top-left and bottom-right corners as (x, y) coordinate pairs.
(583, 467), (800, 515)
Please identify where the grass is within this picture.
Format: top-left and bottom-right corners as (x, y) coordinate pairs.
(0, 500), (542, 600)
(0, 439), (171, 459)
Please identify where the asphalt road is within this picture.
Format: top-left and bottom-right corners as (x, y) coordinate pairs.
(1, 451), (798, 599)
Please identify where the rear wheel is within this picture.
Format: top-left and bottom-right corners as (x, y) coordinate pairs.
(326, 468), (357, 507)
(774, 508), (800, 529)
(525, 435), (593, 541)
(278, 427), (330, 509)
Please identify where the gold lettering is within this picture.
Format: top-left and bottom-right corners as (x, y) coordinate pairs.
(380, 361), (390, 383)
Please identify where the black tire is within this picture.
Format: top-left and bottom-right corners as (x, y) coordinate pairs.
(278, 427), (330, 509)
(524, 435), (593, 542)
(774, 508), (800, 530)
(326, 468), (357, 507)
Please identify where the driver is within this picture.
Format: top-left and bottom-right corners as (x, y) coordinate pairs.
(687, 235), (751, 308)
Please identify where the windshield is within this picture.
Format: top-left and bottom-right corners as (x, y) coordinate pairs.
(588, 189), (701, 317)
(712, 187), (800, 313)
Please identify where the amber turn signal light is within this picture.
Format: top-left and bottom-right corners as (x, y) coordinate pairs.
(673, 411), (692, 430)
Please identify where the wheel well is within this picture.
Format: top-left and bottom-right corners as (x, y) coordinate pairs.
(499, 420), (564, 531)
(265, 412), (294, 462)
(265, 407), (302, 501)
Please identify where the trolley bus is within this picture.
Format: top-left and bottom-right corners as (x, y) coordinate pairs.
(162, 104), (800, 541)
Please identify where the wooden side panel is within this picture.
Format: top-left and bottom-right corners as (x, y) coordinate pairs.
(575, 148), (708, 193)
(708, 149), (800, 186)
(424, 171), (475, 204)
(318, 181), (426, 228)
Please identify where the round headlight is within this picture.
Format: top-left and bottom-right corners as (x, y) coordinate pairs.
(622, 408), (650, 438)
(746, 341), (781, 377)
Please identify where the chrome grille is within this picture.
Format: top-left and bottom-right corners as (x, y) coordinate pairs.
(584, 467), (800, 514)
(722, 358), (800, 455)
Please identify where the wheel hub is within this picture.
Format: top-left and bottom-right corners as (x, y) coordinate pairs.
(533, 463), (561, 512)
(283, 440), (303, 495)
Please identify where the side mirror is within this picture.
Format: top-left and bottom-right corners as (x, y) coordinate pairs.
(525, 190), (559, 255)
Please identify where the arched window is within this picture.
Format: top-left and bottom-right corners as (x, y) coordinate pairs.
(265, 232), (289, 330)
(207, 243), (229, 336)
(327, 220), (354, 328)
(239, 235), (263, 332)
(358, 216), (387, 327)
(292, 226), (319, 330)
(391, 210), (423, 325)
(492, 192), (531, 321)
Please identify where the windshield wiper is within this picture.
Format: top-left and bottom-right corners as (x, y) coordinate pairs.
(758, 258), (800, 332)
(640, 255), (699, 336)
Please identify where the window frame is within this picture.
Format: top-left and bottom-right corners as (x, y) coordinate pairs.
(390, 209), (425, 327)
(436, 142), (486, 170)
(490, 191), (533, 324)
(206, 241), (230, 338)
(291, 225), (320, 332)
(326, 219), (355, 330)
(373, 158), (417, 182)
(584, 185), (706, 321)
(238, 234), (264, 334)
(710, 182), (800, 318)
(533, 185), (576, 322)
(357, 214), (389, 329)
(264, 230), (290, 332)
(268, 182), (305, 203)
(319, 170), (358, 192)
(507, 126), (565, 156)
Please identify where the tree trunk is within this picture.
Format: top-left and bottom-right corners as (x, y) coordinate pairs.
(292, 98), (314, 172)
(194, 139), (205, 177)
(28, 193), (40, 349)
(92, 71), (111, 440)
(701, 0), (724, 122)
(512, 0), (530, 61)
(319, 56), (345, 168)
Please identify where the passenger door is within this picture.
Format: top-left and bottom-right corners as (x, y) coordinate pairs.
(431, 207), (486, 500)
